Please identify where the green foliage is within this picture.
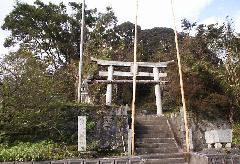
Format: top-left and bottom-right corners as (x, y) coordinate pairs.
(0, 103), (125, 161)
(0, 49), (78, 144)
(0, 141), (53, 161)
(2, 0), (93, 66)
(0, 140), (111, 161)
(164, 18), (240, 118)
(233, 122), (240, 146)
(0, 102), (117, 148)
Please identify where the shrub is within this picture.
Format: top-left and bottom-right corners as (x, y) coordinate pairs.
(233, 122), (240, 147)
(0, 140), (53, 162)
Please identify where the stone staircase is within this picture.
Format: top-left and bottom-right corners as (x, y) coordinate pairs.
(135, 115), (187, 164)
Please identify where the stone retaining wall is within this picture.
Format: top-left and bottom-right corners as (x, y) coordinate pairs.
(0, 157), (143, 164)
(190, 153), (240, 164)
(168, 109), (231, 151)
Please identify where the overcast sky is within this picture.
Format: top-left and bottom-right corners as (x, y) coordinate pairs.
(0, 0), (240, 56)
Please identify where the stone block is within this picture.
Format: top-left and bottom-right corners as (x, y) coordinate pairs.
(225, 143), (231, 148)
(189, 153), (208, 164)
(215, 143), (222, 148)
(205, 129), (232, 144)
(99, 159), (114, 164)
(67, 160), (84, 164)
(51, 160), (67, 164)
(129, 158), (142, 164)
(115, 158), (129, 164)
(207, 144), (212, 148)
(205, 130), (217, 144)
(85, 160), (99, 164)
(33, 161), (51, 164)
(218, 129), (232, 143)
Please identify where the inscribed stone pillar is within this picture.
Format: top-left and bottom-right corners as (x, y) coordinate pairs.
(78, 116), (86, 151)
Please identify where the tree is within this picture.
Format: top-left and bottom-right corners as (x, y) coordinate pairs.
(165, 18), (240, 120)
(2, 0), (116, 68)
(0, 49), (78, 142)
(211, 19), (240, 121)
(2, 0), (120, 104)
(0, 49), (73, 109)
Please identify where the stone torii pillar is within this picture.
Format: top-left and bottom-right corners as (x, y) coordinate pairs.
(106, 65), (113, 105)
(153, 67), (162, 115)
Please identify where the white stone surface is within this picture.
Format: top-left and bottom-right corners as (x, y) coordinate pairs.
(205, 129), (232, 149)
(106, 65), (113, 105)
(205, 129), (232, 144)
(207, 144), (212, 148)
(78, 116), (86, 151)
(218, 129), (232, 143)
(128, 129), (132, 155)
(153, 67), (162, 115)
(215, 143), (222, 148)
(225, 143), (231, 148)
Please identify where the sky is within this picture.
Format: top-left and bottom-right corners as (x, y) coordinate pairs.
(0, 0), (240, 57)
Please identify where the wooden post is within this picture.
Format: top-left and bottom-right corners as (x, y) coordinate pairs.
(106, 65), (113, 105)
(153, 67), (162, 115)
(171, 0), (190, 153)
(77, 0), (85, 103)
(131, 0), (138, 155)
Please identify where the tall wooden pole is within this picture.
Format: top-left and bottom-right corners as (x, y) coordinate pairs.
(131, 0), (138, 155)
(78, 0), (85, 103)
(170, 0), (190, 153)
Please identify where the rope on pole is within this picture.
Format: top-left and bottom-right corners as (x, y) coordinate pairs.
(131, 0), (139, 155)
(170, 0), (190, 153)
(78, 0), (85, 103)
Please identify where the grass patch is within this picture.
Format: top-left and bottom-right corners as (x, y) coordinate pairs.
(0, 140), (123, 162)
(0, 140), (53, 162)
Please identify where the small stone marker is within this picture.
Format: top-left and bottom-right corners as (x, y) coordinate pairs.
(78, 116), (86, 151)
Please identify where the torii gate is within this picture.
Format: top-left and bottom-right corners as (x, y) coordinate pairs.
(91, 57), (174, 115)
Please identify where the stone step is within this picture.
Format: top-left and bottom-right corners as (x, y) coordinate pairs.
(135, 124), (169, 128)
(135, 142), (177, 149)
(136, 137), (176, 144)
(139, 153), (185, 159)
(136, 147), (179, 154)
(135, 128), (170, 134)
(135, 133), (174, 138)
(136, 120), (169, 126)
(135, 115), (181, 157)
(136, 115), (167, 121)
(135, 125), (170, 131)
(143, 158), (186, 164)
